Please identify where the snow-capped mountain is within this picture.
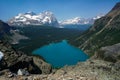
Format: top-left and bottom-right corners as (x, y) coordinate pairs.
(93, 14), (104, 20)
(8, 11), (104, 27)
(60, 14), (104, 25)
(60, 17), (89, 25)
(8, 11), (59, 27)
(88, 14), (105, 24)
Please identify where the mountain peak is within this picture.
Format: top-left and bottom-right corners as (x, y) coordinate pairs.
(107, 2), (120, 17)
(60, 17), (82, 25)
(74, 17), (81, 19)
(43, 11), (53, 15)
(111, 2), (120, 11)
(93, 14), (104, 20)
(40, 11), (54, 17)
(25, 11), (36, 15)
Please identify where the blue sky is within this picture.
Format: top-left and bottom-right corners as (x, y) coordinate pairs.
(0, 0), (119, 21)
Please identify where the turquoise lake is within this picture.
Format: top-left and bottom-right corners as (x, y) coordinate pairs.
(32, 40), (89, 67)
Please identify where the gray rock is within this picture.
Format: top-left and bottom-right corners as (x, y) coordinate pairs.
(7, 72), (14, 78)
(114, 61), (120, 70)
(17, 69), (29, 76)
(33, 56), (52, 74)
(94, 43), (120, 62)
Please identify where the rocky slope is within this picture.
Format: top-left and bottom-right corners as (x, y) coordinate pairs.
(93, 43), (120, 62)
(71, 2), (120, 57)
(0, 59), (120, 80)
(0, 40), (52, 75)
(0, 20), (52, 75)
(0, 20), (29, 44)
(0, 20), (11, 39)
(0, 21), (53, 76)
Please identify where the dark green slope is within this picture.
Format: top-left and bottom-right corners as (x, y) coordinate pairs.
(71, 2), (120, 56)
(0, 20), (11, 39)
(12, 26), (82, 54)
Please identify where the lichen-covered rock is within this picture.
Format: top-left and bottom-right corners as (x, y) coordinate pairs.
(94, 43), (120, 62)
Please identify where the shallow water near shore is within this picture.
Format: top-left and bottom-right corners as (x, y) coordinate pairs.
(32, 40), (89, 67)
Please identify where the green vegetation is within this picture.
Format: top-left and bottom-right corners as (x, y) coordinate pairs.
(86, 29), (120, 56)
(70, 13), (120, 56)
(12, 25), (82, 55)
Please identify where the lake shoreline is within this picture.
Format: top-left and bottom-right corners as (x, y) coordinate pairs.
(32, 40), (89, 68)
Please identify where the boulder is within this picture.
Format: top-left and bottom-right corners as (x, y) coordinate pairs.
(17, 69), (29, 76)
(33, 56), (52, 74)
(94, 43), (120, 62)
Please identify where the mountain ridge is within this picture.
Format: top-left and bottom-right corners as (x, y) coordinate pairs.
(71, 2), (120, 58)
(60, 14), (104, 25)
(8, 11), (104, 28)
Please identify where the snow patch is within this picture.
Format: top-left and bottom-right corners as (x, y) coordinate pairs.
(0, 51), (4, 61)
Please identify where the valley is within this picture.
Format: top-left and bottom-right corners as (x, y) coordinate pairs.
(0, 1), (120, 80)
(11, 25), (84, 55)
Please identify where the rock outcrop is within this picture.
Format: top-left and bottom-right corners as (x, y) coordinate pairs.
(0, 40), (34, 73)
(33, 56), (52, 74)
(0, 59), (120, 80)
(93, 43), (120, 62)
(0, 40), (52, 74)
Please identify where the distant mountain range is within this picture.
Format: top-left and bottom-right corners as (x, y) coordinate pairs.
(60, 14), (104, 25)
(8, 11), (104, 27)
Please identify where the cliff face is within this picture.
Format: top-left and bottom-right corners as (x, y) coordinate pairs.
(72, 2), (120, 58)
(0, 20), (11, 39)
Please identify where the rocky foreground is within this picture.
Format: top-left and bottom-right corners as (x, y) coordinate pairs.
(0, 59), (120, 80)
(0, 37), (120, 80)
(0, 40), (120, 80)
(0, 35), (120, 80)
